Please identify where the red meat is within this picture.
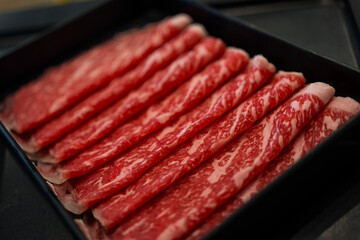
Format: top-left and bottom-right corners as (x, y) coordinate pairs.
(32, 44), (243, 162)
(46, 36), (225, 162)
(50, 47), (248, 171)
(186, 96), (360, 240)
(22, 24), (206, 153)
(48, 55), (275, 214)
(0, 14), (191, 134)
(92, 71), (306, 230)
(94, 82), (334, 240)
(37, 37), (226, 182)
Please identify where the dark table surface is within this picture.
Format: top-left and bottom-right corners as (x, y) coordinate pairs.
(1, 0), (360, 239)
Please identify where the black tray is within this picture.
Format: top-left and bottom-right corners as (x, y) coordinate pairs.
(1, 0), (360, 239)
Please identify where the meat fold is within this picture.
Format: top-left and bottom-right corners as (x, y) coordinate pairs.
(185, 96), (360, 240)
(90, 82), (334, 240)
(36, 38), (228, 182)
(19, 24), (206, 153)
(32, 44), (243, 164)
(41, 48), (248, 181)
(92, 70), (306, 230)
(0, 14), (191, 134)
(48, 55), (275, 213)
(43, 36), (225, 163)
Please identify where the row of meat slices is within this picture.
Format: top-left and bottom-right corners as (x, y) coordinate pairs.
(1, 13), (360, 240)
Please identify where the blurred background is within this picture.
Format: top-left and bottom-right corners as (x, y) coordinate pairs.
(0, 0), (358, 67)
(0, 0), (72, 12)
(0, 0), (101, 56)
(0, 0), (359, 239)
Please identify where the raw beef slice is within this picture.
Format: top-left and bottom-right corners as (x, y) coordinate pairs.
(41, 48), (247, 180)
(0, 14), (191, 134)
(186, 96), (360, 240)
(33, 45), (244, 163)
(90, 82), (334, 240)
(49, 55), (275, 214)
(47, 36), (226, 162)
(92, 71), (306, 229)
(37, 37), (226, 182)
(22, 24), (206, 153)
